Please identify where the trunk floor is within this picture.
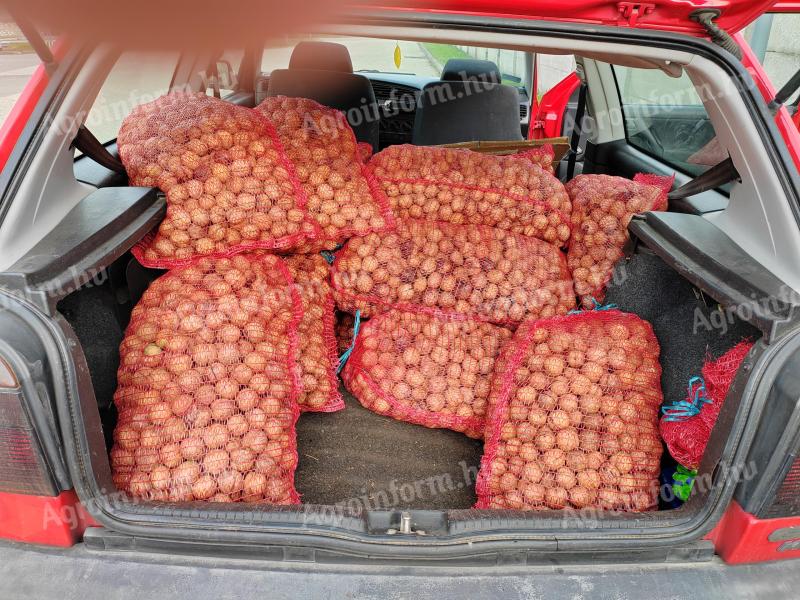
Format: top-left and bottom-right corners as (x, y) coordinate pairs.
(295, 387), (483, 509)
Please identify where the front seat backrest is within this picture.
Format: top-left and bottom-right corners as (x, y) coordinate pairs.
(412, 58), (523, 146)
(266, 42), (380, 150)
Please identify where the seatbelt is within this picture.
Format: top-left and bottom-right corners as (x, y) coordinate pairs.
(566, 81), (587, 181)
(72, 125), (127, 175)
(667, 156), (739, 200)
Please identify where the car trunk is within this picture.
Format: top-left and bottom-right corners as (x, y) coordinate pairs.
(56, 243), (758, 516)
(4, 2), (800, 560)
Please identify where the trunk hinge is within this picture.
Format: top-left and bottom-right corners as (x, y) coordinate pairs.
(617, 2), (655, 27)
(690, 9), (743, 60)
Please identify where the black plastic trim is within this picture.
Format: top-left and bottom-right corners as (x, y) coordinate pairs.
(736, 346), (800, 517)
(73, 142), (127, 188)
(629, 212), (800, 342)
(0, 187), (164, 315)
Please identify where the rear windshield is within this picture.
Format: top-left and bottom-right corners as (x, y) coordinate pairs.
(262, 36), (528, 87)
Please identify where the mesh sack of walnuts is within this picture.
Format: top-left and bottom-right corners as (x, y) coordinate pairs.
(256, 96), (395, 251)
(369, 144), (571, 246)
(476, 310), (663, 512)
(110, 254), (303, 504)
(119, 92), (318, 268)
(331, 218), (576, 326)
(565, 173), (672, 308)
(284, 253), (343, 412)
(342, 310), (512, 439)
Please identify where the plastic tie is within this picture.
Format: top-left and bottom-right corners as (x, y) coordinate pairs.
(661, 376), (712, 422)
(320, 244), (342, 265)
(337, 310), (361, 374)
(568, 297), (618, 314)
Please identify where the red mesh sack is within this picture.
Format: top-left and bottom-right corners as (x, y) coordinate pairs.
(341, 311), (512, 439)
(118, 92), (317, 268)
(357, 142), (374, 163)
(660, 341), (753, 470)
(517, 144), (555, 174)
(117, 91), (206, 190)
(110, 253), (303, 504)
(476, 310), (664, 511)
(369, 144), (571, 246)
(284, 254), (344, 412)
(566, 173), (673, 308)
(255, 96), (394, 251)
(330, 218), (576, 325)
(335, 310), (357, 355)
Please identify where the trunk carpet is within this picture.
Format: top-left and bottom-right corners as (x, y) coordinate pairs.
(295, 389), (483, 509)
(62, 251), (759, 510)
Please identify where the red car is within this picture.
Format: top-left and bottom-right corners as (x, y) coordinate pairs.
(1, 1), (800, 598)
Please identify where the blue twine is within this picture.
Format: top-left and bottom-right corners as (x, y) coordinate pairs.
(661, 376), (713, 422)
(337, 310), (361, 374)
(320, 244), (343, 265)
(569, 297), (618, 314)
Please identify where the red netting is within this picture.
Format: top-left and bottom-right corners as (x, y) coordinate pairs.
(566, 173), (673, 308)
(335, 310), (356, 355)
(255, 96), (395, 251)
(476, 310), (664, 511)
(118, 92), (318, 268)
(369, 144), (571, 246)
(517, 144), (555, 174)
(660, 341), (753, 470)
(341, 311), (512, 439)
(284, 254), (344, 413)
(110, 253), (303, 504)
(330, 218), (576, 326)
(357, 142), (374, 163)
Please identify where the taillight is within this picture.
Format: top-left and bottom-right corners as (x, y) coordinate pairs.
(0, 352), (88, 546)
(707, 354), (800, 564)
(0, 356), (59, 496)
(761, 457), (800, 519)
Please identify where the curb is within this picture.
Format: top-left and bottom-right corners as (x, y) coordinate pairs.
(418, 43), (443, 75)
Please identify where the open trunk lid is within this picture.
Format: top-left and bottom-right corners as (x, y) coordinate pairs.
(381, 0), (777, 35)
(4, 0), (779, 46)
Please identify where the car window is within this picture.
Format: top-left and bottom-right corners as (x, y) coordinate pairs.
(0, 21), (47, 131)
(83, 50), (179, 146)
(614, 65), (721, 176)
(536, 54), (577, 99)
(205, 49), (244, 98)
(261, 36), (528, 87)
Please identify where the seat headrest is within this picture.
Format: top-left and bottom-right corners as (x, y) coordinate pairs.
(289, 41), (353, 73)
(441, 58), (501, 84)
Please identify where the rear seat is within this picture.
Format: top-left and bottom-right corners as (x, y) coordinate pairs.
(412, 58), (523, 145)
(266, 42), (380, 150)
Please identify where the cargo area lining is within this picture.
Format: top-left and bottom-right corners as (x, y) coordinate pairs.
(58, 251), (758, 511)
